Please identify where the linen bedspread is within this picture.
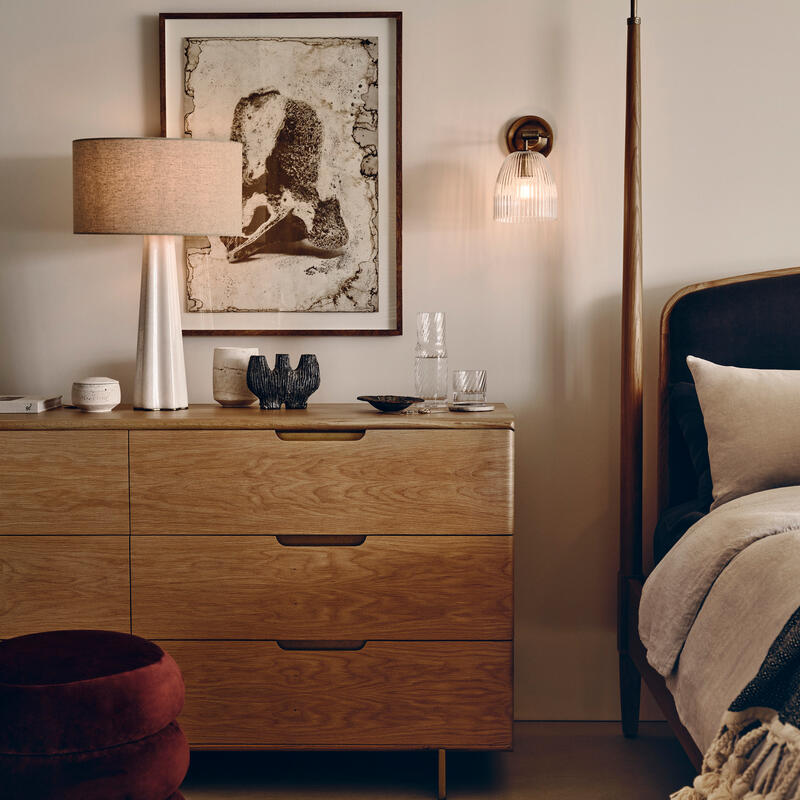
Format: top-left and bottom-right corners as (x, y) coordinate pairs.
(640, 486), (800, 797)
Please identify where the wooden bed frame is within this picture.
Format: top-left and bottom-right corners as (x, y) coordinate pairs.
(615, 0), (800, 773)
(619, 265), (800, 772)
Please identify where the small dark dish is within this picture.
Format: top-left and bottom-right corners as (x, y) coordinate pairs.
(357, 395), (424, 413)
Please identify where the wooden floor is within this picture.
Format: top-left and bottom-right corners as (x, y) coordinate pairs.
(181, 722), (696, 799)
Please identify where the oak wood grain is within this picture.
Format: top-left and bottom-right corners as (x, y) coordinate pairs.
(161, 640), (512, 749)
(132, 535), (512, 640)
(0, 404), (514, 432)
(619, 16), (643, 584)
(0, 410), (515, 755)
(618, 10), (644, 748)
(0, 431), (129, 534)
(0, 536), (130, 638)
(130, 429), (513, 535)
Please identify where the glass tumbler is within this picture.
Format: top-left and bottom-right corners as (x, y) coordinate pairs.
(452, 370), (487, 404)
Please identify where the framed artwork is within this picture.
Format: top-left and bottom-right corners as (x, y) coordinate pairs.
(159, 12), (402, 336)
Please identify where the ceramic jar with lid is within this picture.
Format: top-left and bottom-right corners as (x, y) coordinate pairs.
(71, 377), (121, 413)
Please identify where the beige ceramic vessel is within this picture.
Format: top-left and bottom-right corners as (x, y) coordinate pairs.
(72, 377), (121, 413)
(213, 347), (258, 407)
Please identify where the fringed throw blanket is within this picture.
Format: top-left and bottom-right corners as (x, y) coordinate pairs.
(673, 605), (800, 799)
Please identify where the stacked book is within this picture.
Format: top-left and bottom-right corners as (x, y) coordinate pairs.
(0, 395), (62, 413)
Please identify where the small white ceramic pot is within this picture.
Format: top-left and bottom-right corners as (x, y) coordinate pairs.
(72, 377), (121, 413)
(213, 347), (259, 407)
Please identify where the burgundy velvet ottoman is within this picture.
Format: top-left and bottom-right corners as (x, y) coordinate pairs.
(0, 630), (189, 800)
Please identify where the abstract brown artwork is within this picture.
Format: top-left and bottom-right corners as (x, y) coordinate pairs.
(184, 36), (378, 313)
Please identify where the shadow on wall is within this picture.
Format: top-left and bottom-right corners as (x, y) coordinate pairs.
(517, 290), (621, 628)
(0, 155), (140, 397)
(0, 157), (72, 235)
(404, 158), (486, 231)
(513, 289), (623, 715)
(138, 14), (161, 136)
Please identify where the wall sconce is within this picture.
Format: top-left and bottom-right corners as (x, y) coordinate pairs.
(494, 116), (557, 222)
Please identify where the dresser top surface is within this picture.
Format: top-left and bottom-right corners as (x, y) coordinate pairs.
(0, 403), (514, 431)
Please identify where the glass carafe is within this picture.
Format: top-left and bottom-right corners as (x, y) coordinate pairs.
(414, 311), (448, 407)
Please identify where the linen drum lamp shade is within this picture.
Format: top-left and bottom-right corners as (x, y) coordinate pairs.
(72, 137), (242, 411)
(73, 138), (242, 235)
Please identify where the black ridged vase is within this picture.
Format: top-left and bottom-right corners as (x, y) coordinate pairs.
(246, 354), (320, 410)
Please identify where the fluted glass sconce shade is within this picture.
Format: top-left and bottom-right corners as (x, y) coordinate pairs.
(494, 150), (558, 222)
(494, 115), (558, 222)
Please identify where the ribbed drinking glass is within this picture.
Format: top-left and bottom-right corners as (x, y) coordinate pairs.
(452, 370), (487, 404)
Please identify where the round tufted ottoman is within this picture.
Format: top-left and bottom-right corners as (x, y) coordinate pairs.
(0, 630), (189, 800)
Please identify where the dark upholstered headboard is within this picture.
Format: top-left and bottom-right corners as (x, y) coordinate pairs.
(658, 266), (800, 513)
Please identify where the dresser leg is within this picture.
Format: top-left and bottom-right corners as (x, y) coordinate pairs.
(437, 748), (446, 799)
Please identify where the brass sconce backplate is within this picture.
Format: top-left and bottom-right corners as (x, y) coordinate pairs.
(505, 116), (554, 157)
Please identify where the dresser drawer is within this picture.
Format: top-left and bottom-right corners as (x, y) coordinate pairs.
(0, 536), (130, 638)
(132, 535), (512, 640)
(130, 429), (512, 535)
(162, 640), (512, 749)
(0, 431), (129, 534)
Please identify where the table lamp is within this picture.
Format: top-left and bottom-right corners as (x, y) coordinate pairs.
(72, 138), (242, 410)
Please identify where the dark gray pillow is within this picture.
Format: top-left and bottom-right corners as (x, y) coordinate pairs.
(670, 381), (712, 508)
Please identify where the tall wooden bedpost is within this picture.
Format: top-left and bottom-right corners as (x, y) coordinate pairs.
(619, 0), (644, 738)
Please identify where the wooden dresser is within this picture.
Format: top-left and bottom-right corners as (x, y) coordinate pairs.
(0, 404), (514, 795)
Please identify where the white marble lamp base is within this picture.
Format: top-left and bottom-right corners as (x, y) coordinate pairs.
(134, 234), (188, 411)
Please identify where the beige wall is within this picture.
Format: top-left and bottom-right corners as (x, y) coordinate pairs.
(2, 0), (799, 720)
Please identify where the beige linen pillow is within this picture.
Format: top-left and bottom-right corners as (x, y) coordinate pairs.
(687, 356), (800, 509)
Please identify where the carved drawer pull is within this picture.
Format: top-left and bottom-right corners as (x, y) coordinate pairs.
(275, 535), (367, 547)
(274, 430), (365, 441)
(276, 640), (367, 651)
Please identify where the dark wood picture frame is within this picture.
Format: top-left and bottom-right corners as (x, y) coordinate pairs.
(159, 12), (402, 337)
